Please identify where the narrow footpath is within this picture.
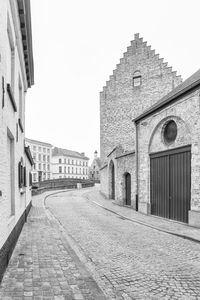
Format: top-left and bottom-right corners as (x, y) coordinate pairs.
(0, 191), (106, 300)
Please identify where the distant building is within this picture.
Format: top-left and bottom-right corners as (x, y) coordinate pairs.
(89, 151), (101, 181)
(52, 147), (89, 179)
(0, 0), (34, 281)
(25, 138), (53, 182)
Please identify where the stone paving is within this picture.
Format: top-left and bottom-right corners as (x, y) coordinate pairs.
(46, 187), (200, 300)
(84, 186), (200, 243)
(0, 191), (106, 300)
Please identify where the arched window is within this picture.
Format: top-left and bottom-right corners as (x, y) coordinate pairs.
(133, 70), (141, 87)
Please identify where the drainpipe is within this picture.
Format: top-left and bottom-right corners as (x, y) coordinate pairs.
(135, 122), (139, 211)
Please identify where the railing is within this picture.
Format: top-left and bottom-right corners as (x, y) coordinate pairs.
(32, 178), (94, 195)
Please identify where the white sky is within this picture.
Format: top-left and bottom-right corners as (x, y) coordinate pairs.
(26, 0), (200, 163)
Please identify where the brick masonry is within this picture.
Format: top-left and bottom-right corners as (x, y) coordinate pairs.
(0, 0), (33, 278)
(136, 87), (200, 225)
(100, 33), (182, 203)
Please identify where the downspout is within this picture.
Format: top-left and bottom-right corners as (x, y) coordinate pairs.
(135, 121), (139, 211)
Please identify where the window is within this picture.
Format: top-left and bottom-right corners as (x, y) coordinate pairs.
(43, 164), (46, 171)
(68, 167), (70, 173)
(33, 145), (36, 151)
(64, 166), (66, 173)
(133, 71), (141, 87)
(43, 147), (46, 153)
(38, 154), (41, 161)
(72, 160), (74, 165)
(163, 120), (177, 144)
(33, 153), (36, 160)
(33, 173), (36, 182)
(43, 155), (46, 162)
(59, 166), (62, 173)
(68, 159), (70, 164)
(39, 147), (41, 152)
(47, 149), (50, 153)
(83, 169), (85, 175)
(59, 158), (62, 164)
(47, 155), (50, 162)
(72, 167), (74, 173)
(38, 163), (41, 170)
(7, 16), (15, 91)
(47, 164), (50, 171)
(80, 168), (81, 174)
(76, 168), (77, 174)
(18, 76), (23, 123)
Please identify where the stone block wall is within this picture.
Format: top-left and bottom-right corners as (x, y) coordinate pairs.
(136, 88), (200, 219)
(100, 33), (182, 166)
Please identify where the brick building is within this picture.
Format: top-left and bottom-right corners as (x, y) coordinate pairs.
(25, 138), (53, 182)
(100, 34), (184, 215)
(100, 33), (200, 227)
(0, 0), (34, 280)
(134, 69), (200, 227)
(52, 147), (89, 179)
(89, 150), (101, 181)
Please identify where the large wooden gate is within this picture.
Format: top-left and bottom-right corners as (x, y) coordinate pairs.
(150, 146), (191, 223)
(125, 173), (131, 205)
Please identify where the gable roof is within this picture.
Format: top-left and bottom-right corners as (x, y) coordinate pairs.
(52, 147), (89, 160)
(25, 138), (53, 147)
(134, 68), (200, 123)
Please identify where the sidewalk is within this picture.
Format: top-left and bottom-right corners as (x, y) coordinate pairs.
(0, 190), (106, 300)
(84, 188), (200, 244)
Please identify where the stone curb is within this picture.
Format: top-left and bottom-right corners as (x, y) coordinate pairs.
(42, 189), (200, 245)
(90, 201), (200, 244)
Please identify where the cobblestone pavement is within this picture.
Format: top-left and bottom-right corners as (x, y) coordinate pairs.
(46, 187), (200, 300)
(0, 191), (106, 300)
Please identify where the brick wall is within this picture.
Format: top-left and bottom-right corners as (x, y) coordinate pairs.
(100, 33), (182, 165)
(0, 0), (32, 260)
(137, 88), (200, 219)
(100, 33), (182, 201)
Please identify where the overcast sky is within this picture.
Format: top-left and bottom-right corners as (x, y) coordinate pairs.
(26, 0), (200, 163)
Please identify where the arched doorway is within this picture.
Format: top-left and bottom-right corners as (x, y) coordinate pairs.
(125, 173), (131, 205)
(111, 163), (115, 199)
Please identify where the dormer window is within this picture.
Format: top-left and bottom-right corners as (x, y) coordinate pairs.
(133, 71), (141, 87)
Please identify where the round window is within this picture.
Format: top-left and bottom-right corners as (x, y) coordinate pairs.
(164, 120), (177, 143)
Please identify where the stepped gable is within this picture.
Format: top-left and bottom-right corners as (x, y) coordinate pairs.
(101, 33), (182, 94)
(52, 147), (89, 160)
(134, 68), (200, 123)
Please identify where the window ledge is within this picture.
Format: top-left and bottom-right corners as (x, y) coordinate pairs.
(7, 84), (17, 112)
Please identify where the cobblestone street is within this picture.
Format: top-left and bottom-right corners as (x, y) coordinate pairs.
(46, 187), (200, 300)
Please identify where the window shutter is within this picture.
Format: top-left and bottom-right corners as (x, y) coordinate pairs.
(18, 162), (22, 188)
(29, 172), (32, 186)
(24, 167), (27, 187)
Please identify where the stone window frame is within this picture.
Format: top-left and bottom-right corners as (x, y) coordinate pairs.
(133, 70), (142, 87)
(162, 119), (178, 145)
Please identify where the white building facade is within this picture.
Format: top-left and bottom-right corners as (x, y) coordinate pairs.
(0, 0), (34, 280)
(25, 138), (53, 182)
(52, 147), (89, 179)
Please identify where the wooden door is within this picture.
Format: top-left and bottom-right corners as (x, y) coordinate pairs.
(125, 173), (131, 205)
(150, 146), (191, 223)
